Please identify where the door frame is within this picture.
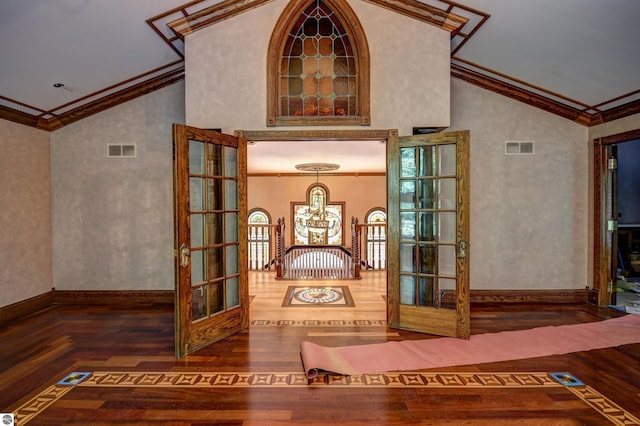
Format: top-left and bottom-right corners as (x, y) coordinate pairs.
(592, 128), (640, 306)
(236, 128), (395, 298)
(173, 124), (249, 358)
(237, 128), (470, 339)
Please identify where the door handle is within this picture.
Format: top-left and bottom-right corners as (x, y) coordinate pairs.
(458, 238), (467, 259)
(179, 244), (191, 268)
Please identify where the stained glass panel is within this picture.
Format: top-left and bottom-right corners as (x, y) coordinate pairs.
(280, 0), (357, 117)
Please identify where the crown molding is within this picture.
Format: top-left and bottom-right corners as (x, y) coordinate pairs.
(0, 67), (185, 132)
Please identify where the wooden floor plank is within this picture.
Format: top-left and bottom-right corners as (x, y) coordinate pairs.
(1, 271), (639, 424)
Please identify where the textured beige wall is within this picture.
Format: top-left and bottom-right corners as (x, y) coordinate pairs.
(0, 120), (52, 307)
(184, 0), (450, 132)
(50, 83), (185, 290)
(249, 175), (387, 246)
(448, 79), (590, 290)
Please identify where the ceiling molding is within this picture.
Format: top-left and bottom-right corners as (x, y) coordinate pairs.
(167, 0), (274, 38)
(51, 67), (185, 131)
(600, 99), (640, 124)
(0, 105), (40, 129)
(450, 62), (598, 126)
(362, 0), (468, 34)
(1, 67), (185, 132)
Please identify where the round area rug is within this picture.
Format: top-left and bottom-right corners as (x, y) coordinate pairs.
(294, 287), (344, 304)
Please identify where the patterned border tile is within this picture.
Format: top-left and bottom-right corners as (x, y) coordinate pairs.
(567, 385), (640, 426)
(81, 371), (560, 388)
(12, 371), (640, 425)
(250, 319), (388, 326)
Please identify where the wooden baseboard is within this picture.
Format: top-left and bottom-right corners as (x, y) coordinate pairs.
(53, 290), (175, 305)
(469, 289), (587, 304)
(0, 288), (589, 328)
(0, 291), (55, 327)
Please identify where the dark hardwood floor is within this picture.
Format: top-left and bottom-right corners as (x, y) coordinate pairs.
(1, 289), (639, 424)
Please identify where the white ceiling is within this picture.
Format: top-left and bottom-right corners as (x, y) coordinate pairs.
(247, 140), (388, 174)
(1, 0), (639, 173)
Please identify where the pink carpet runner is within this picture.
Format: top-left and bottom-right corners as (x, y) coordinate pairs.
(300, 314), (640, 379)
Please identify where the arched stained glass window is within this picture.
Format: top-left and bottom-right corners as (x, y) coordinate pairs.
(280, 0), (356, 118)
(267, 0), (370, 126)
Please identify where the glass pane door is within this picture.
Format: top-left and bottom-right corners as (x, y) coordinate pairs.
(388, 130), (470, 338)
(174, 124), (248, 358)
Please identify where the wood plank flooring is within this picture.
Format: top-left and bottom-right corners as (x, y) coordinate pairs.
(1, 271), (639, 425)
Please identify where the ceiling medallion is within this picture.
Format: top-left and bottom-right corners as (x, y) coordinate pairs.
(295, 163), (340, 172)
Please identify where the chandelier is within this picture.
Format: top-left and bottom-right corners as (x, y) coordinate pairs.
(295, 163), (340, 234)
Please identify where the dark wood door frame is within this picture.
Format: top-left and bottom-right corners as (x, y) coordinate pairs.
(593, 128), (640, 305)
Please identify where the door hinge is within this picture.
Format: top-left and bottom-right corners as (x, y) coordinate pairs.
(608, 281), (613, 292)
(608, 220), (618, 231)
(608, 158), (617, 170)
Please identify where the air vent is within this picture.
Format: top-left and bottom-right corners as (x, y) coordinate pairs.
(108, 144), (136, 158)
(505, 140), (534, 155)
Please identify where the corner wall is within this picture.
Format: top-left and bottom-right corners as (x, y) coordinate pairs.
(50, 83), (185, 291)
(0, 120), (52, 307)
(449, 79), (590, 290)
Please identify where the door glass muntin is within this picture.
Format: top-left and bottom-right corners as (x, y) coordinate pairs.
(188, 139), (241, 322)
(399, 142), (457, 308)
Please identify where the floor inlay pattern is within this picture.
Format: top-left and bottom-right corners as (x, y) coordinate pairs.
(12, 371), (640, 425)
(250, 319), (387, 326)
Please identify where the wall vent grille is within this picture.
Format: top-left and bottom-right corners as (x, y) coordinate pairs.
(108, 144), (136, 158)
(505, 141), (534, 155)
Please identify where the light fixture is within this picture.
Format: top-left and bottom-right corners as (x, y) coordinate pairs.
(295, 163), (340, 235)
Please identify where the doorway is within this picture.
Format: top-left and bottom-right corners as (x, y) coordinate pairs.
(593, 129), (640, 308)
(241, 129), (391, 323)
(173, 127), (471, 357)
(237, 128), (471, 338)
(612, 139), (640, 312)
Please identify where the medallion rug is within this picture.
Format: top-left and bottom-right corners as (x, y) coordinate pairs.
(300, 314), (640, 379)
(282, 285), (355, 307)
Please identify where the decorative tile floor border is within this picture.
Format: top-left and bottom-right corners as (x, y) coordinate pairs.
(250, 319), (388, 326)
(82, 371), (559, 388)
(13, 371), (640, 425)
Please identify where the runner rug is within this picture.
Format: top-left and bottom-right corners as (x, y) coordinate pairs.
(300, 314), (640, 379)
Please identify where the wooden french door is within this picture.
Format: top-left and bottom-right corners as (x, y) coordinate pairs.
(387, 130), (470, 338)
(173, 124), (248, 358)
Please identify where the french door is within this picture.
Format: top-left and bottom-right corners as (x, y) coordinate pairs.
(387, 130), (470, 338)
(173, 124), (248, 358)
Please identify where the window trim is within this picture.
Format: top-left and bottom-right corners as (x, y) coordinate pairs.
(266, 0), (370, 127)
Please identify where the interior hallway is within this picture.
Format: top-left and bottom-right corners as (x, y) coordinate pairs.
(1, 271), (639, 424)
(249, 270), (387, 323)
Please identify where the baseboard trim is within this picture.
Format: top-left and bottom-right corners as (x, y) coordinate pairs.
(53, 290), (175, 305)
(469, 289), (587, 304)
(1, 288), (589, 328)
(0, 291), (55, 326)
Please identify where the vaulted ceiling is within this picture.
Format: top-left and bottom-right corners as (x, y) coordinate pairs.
(2, 0), (639, 133)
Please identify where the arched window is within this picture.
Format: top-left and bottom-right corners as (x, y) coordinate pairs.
(365, 208), (386, 270)
(248, 209), (272, 270)
(292, 183), (344, 245)
(267, 0), (370, 126)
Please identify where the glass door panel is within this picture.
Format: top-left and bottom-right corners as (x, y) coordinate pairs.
(174, 124), (248, 358)
(388, 130), (470, 339)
